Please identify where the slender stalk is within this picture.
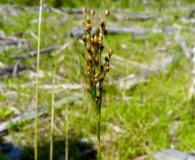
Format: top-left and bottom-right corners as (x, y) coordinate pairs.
(97, 112), (101, 160)
(35, 0), (42, 159)
(81, 7), (112, 160)
(50, 61), (56, 160)
(65, 102), (69, 160)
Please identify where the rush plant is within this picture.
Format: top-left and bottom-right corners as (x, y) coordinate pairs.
(80, 7), (113, 160)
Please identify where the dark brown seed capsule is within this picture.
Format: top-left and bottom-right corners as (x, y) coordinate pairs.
(100, 65), (104, 72)
(82, 35), (87, 44)
(104, 28), (108, 35)
(100, 19), (105, 28)
(105, 57), (109, 62)
(98, 85), (102, 91)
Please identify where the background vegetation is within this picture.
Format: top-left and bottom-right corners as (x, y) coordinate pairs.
(0, 0), (195, 159)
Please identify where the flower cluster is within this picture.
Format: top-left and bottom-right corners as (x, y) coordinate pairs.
(81, 7), (112, 111)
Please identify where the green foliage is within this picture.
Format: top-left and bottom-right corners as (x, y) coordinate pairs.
(1, 1), (195, 160)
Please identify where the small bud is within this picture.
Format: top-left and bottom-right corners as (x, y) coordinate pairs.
(100, 65), (104, 72)
(87, 16), (91, 24)
(104, 28), (108, 35)
(87, 71), (91, 77)
(86, 85), (91, 91)
(95, 56), (99, 64)
(87, 66), (91, 72)
(82, 35), (87, 44)
(91, 47), (95, 54)
(94, 78), (99, 84)
(104, 66), (109, 72)
(90, 10), (95, 16)
(100, 19), (105, 28)
(105, 56), (109, 62)
(94, 36), (98, 46)
(86, 45), (91, 53)
(80, 50), (85, 57)
(82, 6), (87, 14)
(87, 56), (93, 63)
(108, 49), (113, 58)
(94, 27), (100, 36)
(98, 85), (102, 91)
(98, 40), (102, 48)
(99, 75), (104, 81)
(100, 45), (104, 52)
(105, 10), (110, 17)
(94, 74), (99, 79)
(86, 23), (92, 32)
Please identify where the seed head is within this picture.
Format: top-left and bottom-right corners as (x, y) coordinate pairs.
(108, 49), (113, 58)
(100, 19), (105, 28)
(87, 16), (91, 24)
(104, 66), (109, 72)
(87, 56), (93, 63)
(105, 10), (110, 17)
(104, 28), (108, 35)
(85, 23), (92, 32)
(86, 85), (91, 91)
(95, 56), (99, 64)
(94, 27), (100, 36)
(82, 6), (87, 14)
(94, 74), (99, 79)
(90, 10), (95, 16)
(82, 35), (87, 44)
(99, 75), (104, 81)
(80, 50), (85, 57)
(94, 78), (99, 84)
(86, 45), (91, 53)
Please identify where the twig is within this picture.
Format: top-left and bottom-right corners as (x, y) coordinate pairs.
(10, 46), (58, 60)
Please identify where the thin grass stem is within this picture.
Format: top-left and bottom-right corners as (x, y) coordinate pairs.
(35, 0), (42, 159)
(50, 60), (56, 160)
(65, 101), (69, 160)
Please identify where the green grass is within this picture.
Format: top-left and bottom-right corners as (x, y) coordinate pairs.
(1, 1), (195, 160)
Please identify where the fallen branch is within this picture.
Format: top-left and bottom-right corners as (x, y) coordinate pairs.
(10, 46), (58, 60)
(67, 27), (152, 38)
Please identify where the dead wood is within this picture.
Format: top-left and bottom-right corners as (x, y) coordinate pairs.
(10, 46), (58, 60)
(0, 64), (27, 77)
(67, 27), (152, 38)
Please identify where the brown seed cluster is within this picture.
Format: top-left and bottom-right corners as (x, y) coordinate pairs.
(81, 7), (112, 101)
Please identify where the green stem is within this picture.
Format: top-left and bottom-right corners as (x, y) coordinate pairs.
(97, 86), (102, 160)
(97, 112), (101, 160)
